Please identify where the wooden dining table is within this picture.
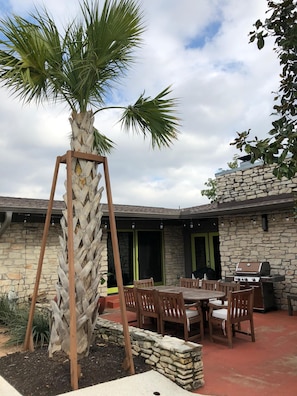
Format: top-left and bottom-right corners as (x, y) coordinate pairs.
(152, 285), (225, 304)
(151, 285), (225, 327)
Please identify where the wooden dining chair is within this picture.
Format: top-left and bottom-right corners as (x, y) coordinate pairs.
(133, 277), (154, 288)
(208, 288), (255, 348)
(157, 290), (204, 342)
(201, 279), (218, 290)
(179, 277), (200, 288)
(123, 286), (138, 325)
(135, 287), (160, 332)
(209, 281), (241, 307)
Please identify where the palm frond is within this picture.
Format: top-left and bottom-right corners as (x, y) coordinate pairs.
(93, 127), (115, 154)
(66, 0), (145, 112)
(120, 86), (180, 148)
(0, 10), (65, 105)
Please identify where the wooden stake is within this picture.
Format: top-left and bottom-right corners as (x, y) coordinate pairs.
(66, 150), (79, 390)
(23, 156), (61, 351)
(24, 150), (135, 391)
(103, 157), (135, 375)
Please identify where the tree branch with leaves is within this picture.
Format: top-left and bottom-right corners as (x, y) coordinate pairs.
(232, 0), (297, 179)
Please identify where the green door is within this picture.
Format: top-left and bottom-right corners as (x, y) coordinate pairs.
(191, 232), (221, 279)
(107, 230), (163, 293)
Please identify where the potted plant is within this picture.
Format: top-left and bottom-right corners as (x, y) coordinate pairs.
(98, 272), (112, 315)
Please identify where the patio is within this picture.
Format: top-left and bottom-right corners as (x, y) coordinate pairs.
(101, 303), (297, 396)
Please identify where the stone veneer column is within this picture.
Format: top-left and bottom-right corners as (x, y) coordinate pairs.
(163, 226), (185, 285)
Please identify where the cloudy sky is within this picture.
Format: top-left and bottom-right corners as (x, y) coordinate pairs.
(0, 0), (279, 209)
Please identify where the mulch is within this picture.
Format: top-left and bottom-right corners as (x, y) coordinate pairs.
(0, 339), (150, 396)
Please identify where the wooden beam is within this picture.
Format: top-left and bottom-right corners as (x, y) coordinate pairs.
(103, 157), (135, 375)
(66, 150), (79, 391)
(23, 156), (62, 351)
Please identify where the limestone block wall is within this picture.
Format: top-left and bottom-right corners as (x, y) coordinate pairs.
(0, 222), (183, 299)
(218, 211), (296, 310)
(163, 226), (185, 286)
(0, 222), (60, 300)
(95, 317), (204, 391)
(216, 162), (297, 203)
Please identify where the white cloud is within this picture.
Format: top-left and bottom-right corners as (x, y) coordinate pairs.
(0, 0), (281, 208)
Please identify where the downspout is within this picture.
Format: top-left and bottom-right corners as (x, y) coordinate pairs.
(0, 211), (13, 237)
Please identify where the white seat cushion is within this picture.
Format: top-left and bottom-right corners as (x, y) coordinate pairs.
(185, 309), (199, 319)
(210, 299), (228, 307)
(211, 308), (228, 320)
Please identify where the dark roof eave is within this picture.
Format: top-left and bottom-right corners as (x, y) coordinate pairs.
(180, 194), (295, 219)
(0, 194), (295, 220)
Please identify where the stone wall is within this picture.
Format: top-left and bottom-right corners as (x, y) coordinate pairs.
(0, 223), (109, 300)
(0, 223), (184, 299)
(216, 162), (297, 310)
(216, 161), (297, 203)
(95, 317), (204, 391)
(0, 222), (60, 300)
(163, 226), (185, 286)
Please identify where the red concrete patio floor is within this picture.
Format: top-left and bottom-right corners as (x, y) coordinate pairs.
(101, 304), (297, 396)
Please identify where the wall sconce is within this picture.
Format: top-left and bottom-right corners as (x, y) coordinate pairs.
(160, 221), (164, 230)
(131, 222), (135, 229)
(251, 217), (256, 225)
(51, 218), (55, 226)
(23, 214), (30, 223)
(261, 214), (268, 232)
(190, 221), (193, 229)
(286, 215), (290, 221)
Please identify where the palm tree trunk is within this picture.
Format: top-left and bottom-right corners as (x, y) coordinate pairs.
(48, 111), (103, 358)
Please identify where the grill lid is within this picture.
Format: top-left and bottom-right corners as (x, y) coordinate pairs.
(235, 261), (270, 276)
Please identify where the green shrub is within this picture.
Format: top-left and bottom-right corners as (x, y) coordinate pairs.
(0, 294), (50, 347)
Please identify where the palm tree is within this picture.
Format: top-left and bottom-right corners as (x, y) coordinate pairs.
(0, 0), (179, 358)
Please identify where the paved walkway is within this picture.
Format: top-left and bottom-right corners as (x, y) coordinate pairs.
(58, 370), (202, 396)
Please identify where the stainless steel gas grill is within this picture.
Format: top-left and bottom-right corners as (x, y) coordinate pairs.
(230, 262), (285, 312)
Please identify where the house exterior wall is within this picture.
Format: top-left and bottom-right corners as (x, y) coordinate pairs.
(216, 162), (297, 310)
(163, 225), (185, 286)
(0, 222), (183, 299)
(0, 222), (59, 300)
(216, 161), (297, 203)
(0, 223), (110, 301)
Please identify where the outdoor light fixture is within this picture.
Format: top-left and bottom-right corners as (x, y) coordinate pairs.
(160, 221), (164, 230)
(190, 221), (193, 229)
(131, 222), (135, 229)
(261, 214), (268, 232)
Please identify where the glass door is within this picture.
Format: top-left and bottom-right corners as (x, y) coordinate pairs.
(136, 231), (163, 283)
(107, 231), (134, 293)
(107, 229), (163, 293)
(191, 232), (221, 279)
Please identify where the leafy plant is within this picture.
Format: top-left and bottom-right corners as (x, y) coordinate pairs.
(232, 0), (297, 179)
(0, 294), (50, 347)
